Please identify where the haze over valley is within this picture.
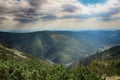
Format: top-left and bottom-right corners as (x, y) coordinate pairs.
(0, 30), (120, 64)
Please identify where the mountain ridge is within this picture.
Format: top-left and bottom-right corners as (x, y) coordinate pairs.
(0, 31), (120, 64)
(79, 45), (120, 66)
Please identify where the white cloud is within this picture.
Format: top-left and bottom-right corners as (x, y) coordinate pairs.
(0, 0), (120, 31)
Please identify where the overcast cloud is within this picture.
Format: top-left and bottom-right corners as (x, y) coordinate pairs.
(0, 0), (120, 31)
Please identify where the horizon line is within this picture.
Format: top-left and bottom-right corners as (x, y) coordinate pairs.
(0, 29), (120, 33)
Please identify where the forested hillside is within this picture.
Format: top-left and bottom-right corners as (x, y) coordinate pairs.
(0, 45), (105, 80)
(0, 31), (120, 80)
(80, 46), (120, 65)
(0, 31), (120, 64)
(78, 46), (120, 77)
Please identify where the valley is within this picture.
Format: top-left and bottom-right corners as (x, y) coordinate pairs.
(0, 30), (120, 80)
(0, 30), (120, 64)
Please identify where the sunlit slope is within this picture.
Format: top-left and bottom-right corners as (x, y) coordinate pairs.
(0, 32), (89, 64)
(0, 31), (120, 64)
(45, 34), (88, 64)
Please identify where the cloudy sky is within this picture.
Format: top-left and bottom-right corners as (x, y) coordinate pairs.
(0, 0), (120, 31)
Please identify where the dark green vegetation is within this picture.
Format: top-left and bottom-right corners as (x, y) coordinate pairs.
(0, 31), (120, 80)
(0, 31), (120, 64)
(80, 46), (120, 76)
(80, 46), (120, 65)
(89, 58), (120, 76)
(0, 45), (105, 80)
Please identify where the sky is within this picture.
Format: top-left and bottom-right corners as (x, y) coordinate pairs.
(0, 0), (120, 31)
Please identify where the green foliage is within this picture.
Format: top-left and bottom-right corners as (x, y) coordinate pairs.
(0, 59), (105, 80)
(0, 46), (104, 80)
(89, 58), (120, 76)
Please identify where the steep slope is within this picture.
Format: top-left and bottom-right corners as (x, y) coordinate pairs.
(67, 46), (120, 77)
(0, 45), (28, 61)
(80, 45), (120, 65)
(57, 31), (120, 54)
(0, 31), (89, 64)
(0, 44), (52, 66)
(0, 45), (104, 80)
(0, 32), (53, 57)
(0, 31), (120, 64)
(88, 46), (120, 76)
(45, 34), (88, 64)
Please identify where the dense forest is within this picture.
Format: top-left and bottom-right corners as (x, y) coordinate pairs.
(0, 44), (120, 80)
(0, 45), (105, 80)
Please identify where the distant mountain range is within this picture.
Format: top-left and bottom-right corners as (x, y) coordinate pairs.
(0, 30), (120, 64)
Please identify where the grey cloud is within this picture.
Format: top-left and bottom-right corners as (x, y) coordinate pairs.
(14, 13), (39, 23)
(61, 14), (93, 20)
(14, 18), (38, 23)
(0, 0), (47, 23)
(0, 16), (6, 23)
(0, 6), (7, 15)
(0, 0), (120, 24)
(98, 17), (120, 22)
(95, 7), (120, 17)
(13, 8), (39, 23)
(40, 14), (57, 21)
(28, 0), (45, 7)
(98, 17), (113, 22)
(28, 0), (47, 12)
(93, 7), (120, 21)
(61, 6), (120, 22)
(62, 4), (78, 13)
(14, 0), (47, 23)
(63, 7), (120, 21)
